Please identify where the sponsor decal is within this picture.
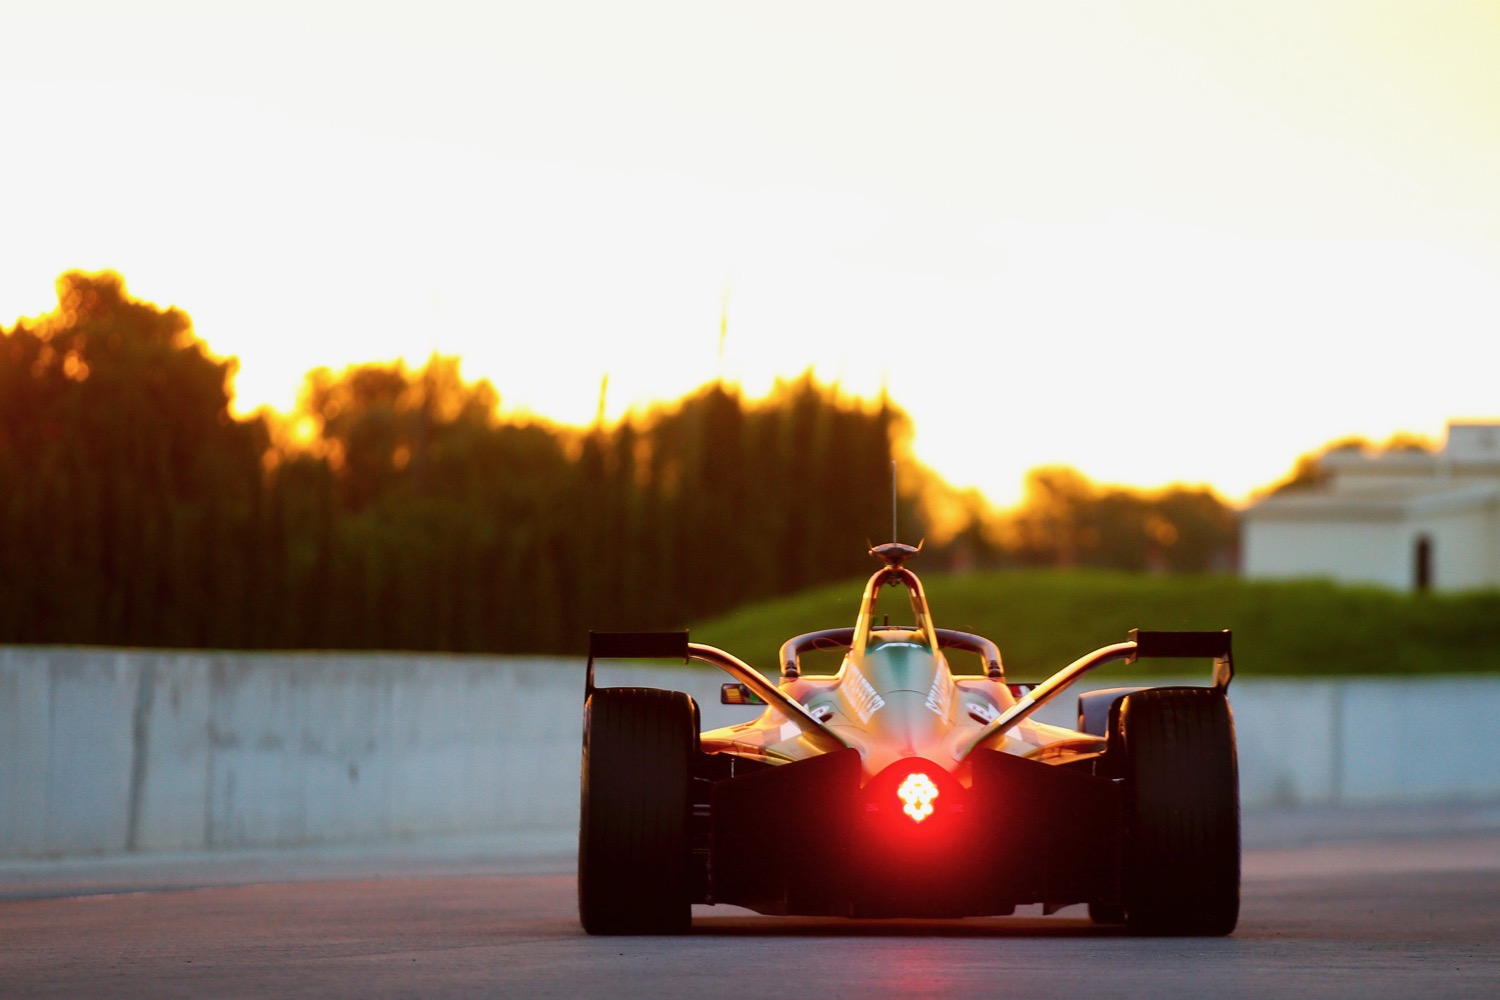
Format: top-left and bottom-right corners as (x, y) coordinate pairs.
(842, 663), (887, 723)
(925, 666), (954, 719)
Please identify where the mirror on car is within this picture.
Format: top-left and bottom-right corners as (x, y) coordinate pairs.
(720, 683), (766, 706)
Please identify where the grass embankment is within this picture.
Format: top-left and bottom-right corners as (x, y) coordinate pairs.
(691, 570), (1500, 680)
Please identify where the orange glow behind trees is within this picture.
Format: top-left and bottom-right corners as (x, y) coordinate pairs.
(0, 270), (1239, 651)
(0, 272), (910, 650)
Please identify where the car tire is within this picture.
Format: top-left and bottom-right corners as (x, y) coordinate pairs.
(578, 687), (698, 935)
(1116, 687), (1240, 936)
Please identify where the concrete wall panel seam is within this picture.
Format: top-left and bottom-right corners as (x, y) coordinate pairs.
(125, 661), (154, 850)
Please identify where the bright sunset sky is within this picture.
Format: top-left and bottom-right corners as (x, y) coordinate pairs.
(2, 1), (1497, 506)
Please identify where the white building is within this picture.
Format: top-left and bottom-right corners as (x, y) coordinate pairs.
(1241, 422), (1500, 592)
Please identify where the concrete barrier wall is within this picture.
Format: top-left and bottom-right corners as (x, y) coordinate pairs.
(3, 647), (1498, 859)
(1031, 676), (1500, 810)
(0, 649), (763, 859)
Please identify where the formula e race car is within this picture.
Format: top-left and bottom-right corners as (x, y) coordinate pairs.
(579, 541), (1239, 936)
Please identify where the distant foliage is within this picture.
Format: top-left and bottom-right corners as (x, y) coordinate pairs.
(0, 272), (268, 646)
(264, 366), (906, 652)
(0, 272), (905, 651)
(0, 271), (1240, 652)
(1001, 466), (1237, 573)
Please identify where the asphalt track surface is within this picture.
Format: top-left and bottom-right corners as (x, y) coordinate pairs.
(3, 805), (1499, 999)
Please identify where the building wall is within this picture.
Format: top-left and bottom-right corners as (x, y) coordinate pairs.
(1410, 502), (1500, 591)
(1243, 493), (1500, 593)
(1241, 514), (1408, 589)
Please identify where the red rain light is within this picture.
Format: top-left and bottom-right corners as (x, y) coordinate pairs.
(896, 772), (939, 823)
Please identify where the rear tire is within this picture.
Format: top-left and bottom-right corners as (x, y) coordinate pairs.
(578, 687), (698, 935)
(1116, 687), (1240, 936)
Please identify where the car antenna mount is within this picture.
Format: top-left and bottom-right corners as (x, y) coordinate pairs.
(870, 460), (922, 567)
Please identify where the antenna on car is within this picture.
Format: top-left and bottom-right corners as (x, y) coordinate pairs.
(871, 460), (921, 567)
(892, 459), (899, 543)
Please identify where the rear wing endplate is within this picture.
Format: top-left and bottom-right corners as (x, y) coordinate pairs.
(1129, 628), (1234, 689)
(586, 630), (689, 696)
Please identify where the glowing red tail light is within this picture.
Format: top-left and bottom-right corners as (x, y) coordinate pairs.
(896, 772), (939, 823)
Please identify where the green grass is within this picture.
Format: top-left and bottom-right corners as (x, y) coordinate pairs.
(690, 570), (1500, 680)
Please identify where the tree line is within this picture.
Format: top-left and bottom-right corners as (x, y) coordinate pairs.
(0, 271), (1237, 653)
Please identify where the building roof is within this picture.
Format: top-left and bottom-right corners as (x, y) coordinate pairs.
(1246, 482), (1500, 522)
(1246, 421), (1500, 523)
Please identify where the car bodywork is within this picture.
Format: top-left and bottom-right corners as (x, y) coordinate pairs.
(580, 542), (1240, 934)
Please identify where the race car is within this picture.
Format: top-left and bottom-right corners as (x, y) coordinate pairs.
(578, 540), (1239, 935)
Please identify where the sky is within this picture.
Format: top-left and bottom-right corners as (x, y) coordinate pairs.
(2, 1), (1498, 507)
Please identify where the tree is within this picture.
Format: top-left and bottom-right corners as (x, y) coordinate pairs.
(1001, 466), (1236, 572)
(1008, 466), (1098, 567)
(0, 270), (269, 645)
(5, 268), (1243, 655)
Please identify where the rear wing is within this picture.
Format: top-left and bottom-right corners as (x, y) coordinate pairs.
(1130, 629), (1234, 689)
(586, 630), (689, 695)
(958, 628), (1234, 757)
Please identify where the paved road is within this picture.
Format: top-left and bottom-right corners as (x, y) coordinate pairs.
(3, 805), (1499, 998)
